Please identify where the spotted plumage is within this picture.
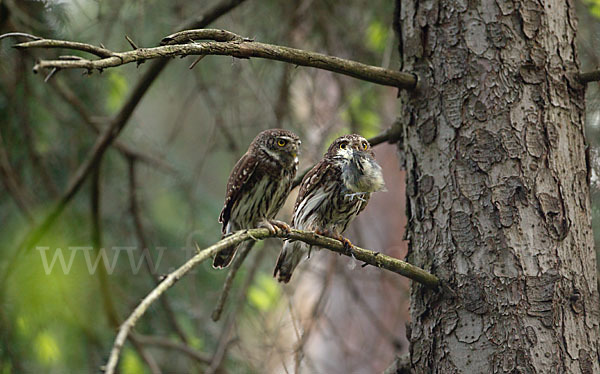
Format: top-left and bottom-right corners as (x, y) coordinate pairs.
(273, 134), (385, 282)
(214, 129), (301, 268)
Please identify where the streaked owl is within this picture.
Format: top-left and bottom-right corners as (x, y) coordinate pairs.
(273, 134), (386, 282)
(213, 129), (301, 268)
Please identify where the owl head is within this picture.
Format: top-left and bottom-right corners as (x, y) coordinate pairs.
(252, 129), (301, 167)
(326, 134), (386, 193)
(326, 134), (374, 160)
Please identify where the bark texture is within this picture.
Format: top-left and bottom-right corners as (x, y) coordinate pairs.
(398, 0), (600, 372)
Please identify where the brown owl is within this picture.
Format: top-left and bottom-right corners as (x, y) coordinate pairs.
(213, 129), (301, 268)
(273, 134), (385, 282)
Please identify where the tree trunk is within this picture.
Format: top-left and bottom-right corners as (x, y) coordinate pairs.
(398, 0), (600, 372)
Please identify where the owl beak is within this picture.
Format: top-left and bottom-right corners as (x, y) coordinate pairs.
(352, 149), (373, 160)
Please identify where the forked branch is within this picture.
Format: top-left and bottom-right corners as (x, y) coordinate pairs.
(103, 227), (439, 374)
(7, 29), (418, 89)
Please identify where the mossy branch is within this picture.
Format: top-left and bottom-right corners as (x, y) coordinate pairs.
(103, 227), (438, 374)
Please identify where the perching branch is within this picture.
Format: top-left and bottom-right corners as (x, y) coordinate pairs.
(579, 69), (600, 83)
(8, 29), (417, 89)
(103, 227), (439, 374)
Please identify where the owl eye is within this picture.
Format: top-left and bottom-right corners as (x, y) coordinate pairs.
(277, 139), (287, 147)
(362, 141), (368, 151)
(339, 142), (348, 150)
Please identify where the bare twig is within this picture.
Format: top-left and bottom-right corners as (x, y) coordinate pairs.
(10, 29), (417, 89)
(14, 37), (115, 58)
(0, 129), (34, 221)
(0, 32), (41, 41)
(128, 158), (189, 344)
(125, 35), (139, 50)
(91, 164), (161, 374)
(206, 247), (266, 374)
(133, 334), (211, 364)
(45, 77), (177, 174)
(211, 241), (256, 321)
(294, 259), (334, 373)
(103, 227), (439, 374)
(17, 60), (60, 197)
(368, 123), (403, 147)
(341, 270), (403, 349)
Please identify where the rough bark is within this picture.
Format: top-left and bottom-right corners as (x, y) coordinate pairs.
(398, 0), (600, 373)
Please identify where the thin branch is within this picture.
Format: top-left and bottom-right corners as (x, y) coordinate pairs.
(103, 227), (439, 374)
(17, 59), (60, 197)
(206, 247), (266, 374)
(15, 38), (115, 58)
(0, 129), (35, 221)
(133, 334), (211, 364)
(46, 77), (178, 175)
(128, 158), (189, 344)
(91, 164), (161, 374)
(340, 269), (403, 349)
(10, 29), (417, 89)
(579, 70), (600, 83)
(368, 122), (403, 147)
(211, 241), (256, 321)
(0, 32), (41, 41)
(294, 260), (334, 373)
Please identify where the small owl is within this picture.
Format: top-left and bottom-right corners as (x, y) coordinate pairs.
(273, 134), (385, 282)
(214, 129), (301, 268)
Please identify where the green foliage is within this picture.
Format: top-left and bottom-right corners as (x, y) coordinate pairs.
(341, 88), (381, 138)
(247, 273), (281, 312)
(365, 20), (388, 53)
(34, 331), (62, 366)
(120, 349), (147, 374)
(106, 71), (128, 113)
(584, 0), (600, 19)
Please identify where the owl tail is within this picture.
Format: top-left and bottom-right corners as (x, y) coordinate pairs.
(212, 243), (237, 268)
(212, 239), (255, 269)
(273, 240), (308, 283)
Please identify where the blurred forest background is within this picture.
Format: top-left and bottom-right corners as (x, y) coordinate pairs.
(0, 0), (599, 373)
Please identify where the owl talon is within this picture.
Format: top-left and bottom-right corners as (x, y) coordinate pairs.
(315, 229), (353, 254)
(258, 221), (277, 235)
(340, 237), (354, 256)
(315, 228), (331, 237)
(269, 219), (291, 233)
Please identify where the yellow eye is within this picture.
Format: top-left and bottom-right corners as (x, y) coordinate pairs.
(362, 142), (368, 151)
(339, 143), (347, 150)
(277, 139), (287, 147)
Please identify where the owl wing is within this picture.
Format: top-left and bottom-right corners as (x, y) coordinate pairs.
(219, 152), (259, 234)
(293, 159), (333, 213)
